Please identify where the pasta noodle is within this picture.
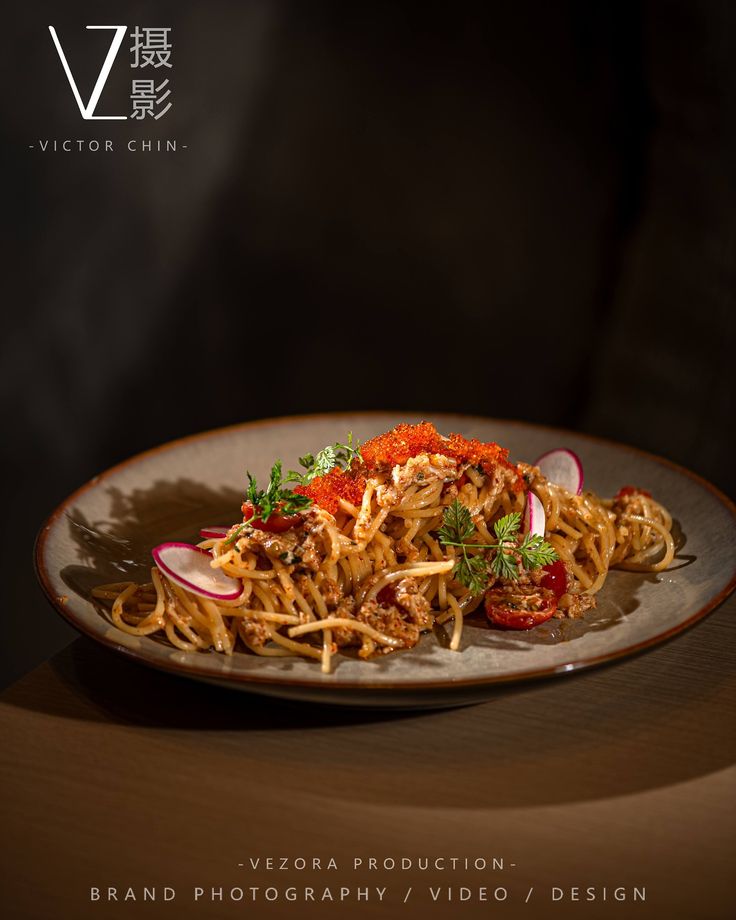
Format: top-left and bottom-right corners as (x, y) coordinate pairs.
(94, 423), (675, 673)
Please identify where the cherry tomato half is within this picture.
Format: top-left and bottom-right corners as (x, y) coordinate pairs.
(242, 501), (301, 533)
(541, 559), (567, 599)
(484, 588), (557, 630)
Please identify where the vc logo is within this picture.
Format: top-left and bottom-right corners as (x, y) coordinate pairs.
(49, 25), (173, 121)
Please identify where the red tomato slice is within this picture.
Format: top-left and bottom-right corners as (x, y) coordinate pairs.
(484, 588), (557, 630)
(541, 559), (567, 598)
(241, 501), (301, 533)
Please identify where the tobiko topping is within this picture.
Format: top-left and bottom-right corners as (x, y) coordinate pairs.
(294, 467), (367, 515)
(294, 422), (523, 514)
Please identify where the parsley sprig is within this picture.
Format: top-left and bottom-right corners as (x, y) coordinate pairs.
(224, 461), (313, 545)
(438, 501), (558, 594)
(288, 432), (362, 485)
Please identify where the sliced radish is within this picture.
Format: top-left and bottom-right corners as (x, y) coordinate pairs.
(199, 526), (230, 540)
(152, 542), (242, 601)
(524, 491), (546, 537)
(534, 448), (584, 495)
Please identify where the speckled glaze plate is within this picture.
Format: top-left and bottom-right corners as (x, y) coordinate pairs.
(35, 413), (736, 708)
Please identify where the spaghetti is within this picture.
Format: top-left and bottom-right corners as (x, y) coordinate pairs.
(93, 423), (675, 673)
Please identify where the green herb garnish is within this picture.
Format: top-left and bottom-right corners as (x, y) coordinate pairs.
(438, 501), (558, 593)
(288, 432), (362, 484)
(225, 461), (313, 545)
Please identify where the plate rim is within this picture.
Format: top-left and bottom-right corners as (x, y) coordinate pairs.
(34, 410), (736, 693)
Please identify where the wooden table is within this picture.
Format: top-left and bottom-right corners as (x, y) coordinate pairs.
(2, 596), (735, 920)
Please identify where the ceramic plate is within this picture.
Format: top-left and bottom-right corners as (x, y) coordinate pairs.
(35, 413), (736, 708)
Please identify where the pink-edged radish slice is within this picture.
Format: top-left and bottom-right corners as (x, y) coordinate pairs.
(534, 448), (584, 495)
(524, 491), (546, 537)
(152, 542), (242, 601)
(199, 526), (230, 540)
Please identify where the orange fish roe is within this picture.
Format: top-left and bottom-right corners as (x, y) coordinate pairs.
(360, 422), (524, 490)
(294, 468), (367, 515)
(444, 432), (523, 488)
(360, 422), (447, 468)
(296, 422), (523, 514)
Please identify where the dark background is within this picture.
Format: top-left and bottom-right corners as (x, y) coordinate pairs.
(2, 0), (734, 688)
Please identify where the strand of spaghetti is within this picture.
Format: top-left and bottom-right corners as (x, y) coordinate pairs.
(321, 628), (333, 673)
(111, 572), (166, 635)
(392, 484), (418, 508)
(540, 483), (561, 532)
(165, 595), (208, 648)
(362, 560), (455, 604)
(415, 510), (444, 539)
(241, 638), (295, 657)
(447, 593), (464, 651)
(200, 598), (233, 654)
(170, 582), (215, 631)
(166, 584), (216, 649)
(622, 519), (662, 563)
(422, 576), (438, 604)
(250, 580), (279, 612)
(462, 485), (483, 516)
(555, 519), (585, 540)
(393, 482), (444, 511)
(215, 608), (300, 624)
(271, 562), (314, 620)
(401, 518), (422, 547)
(303, 575), (330, 619)
(548, 537), (594, 589)
(484, 484), (506, 519)
(111, 601), (161, 634)
(264, 622), (322, 659)
(353, 544), (373, 579)
(582, 532), (605, 577)
(617, 515), (675, 571)
(437, 570), (447, 609)
(650, 498), (673, 530)
(323, 519), (347, 563)
(635, 499), (657, 547)
(239, 578), (254, 605)
(349, 507), (389, 551)
(371, 538), (386, 569)
(209, 548), (235, 568)
(351, 481), (377, 542)
(473, 515), (495, 544)
(372, 529), (398, 564)
(421, 533), (445, 560)
(461, 591), (485, 614)
(336, 557), (354, 595)
(466, 467), (485, 488)
(337, 497), (360, 517)
(288, 617), (404, 648)
(271, 584), (299, 616)
(218, 562), (277, 580)
(164, 618), (202, 651)
(396, 506), (450, 518)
